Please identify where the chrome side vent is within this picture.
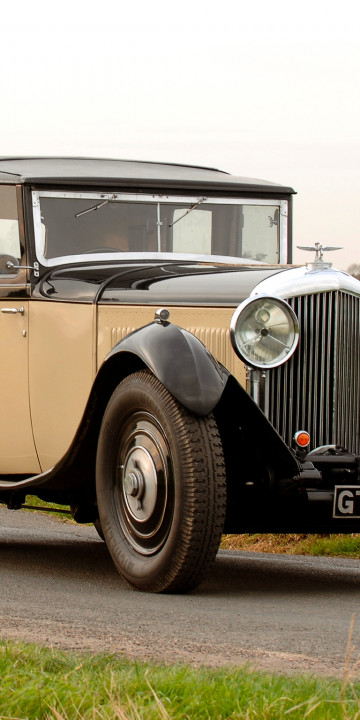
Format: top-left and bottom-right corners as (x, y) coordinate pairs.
(265, 291), (360, 455)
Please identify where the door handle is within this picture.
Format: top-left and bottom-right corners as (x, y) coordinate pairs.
(1, 306), (25, 315)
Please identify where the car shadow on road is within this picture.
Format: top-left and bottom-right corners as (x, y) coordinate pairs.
(198, 549), (360, 597)
(1, 528), (360, 598)
(0, 529), (126, 588)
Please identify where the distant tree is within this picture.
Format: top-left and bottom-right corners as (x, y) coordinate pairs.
(347, 263), (360, 280)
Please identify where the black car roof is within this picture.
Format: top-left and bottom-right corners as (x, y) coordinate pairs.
(0, 157), (295, 195)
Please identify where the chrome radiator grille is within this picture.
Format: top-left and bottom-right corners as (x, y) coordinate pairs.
(265, 291), (360, 455)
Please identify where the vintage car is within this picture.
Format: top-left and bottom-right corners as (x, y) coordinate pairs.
(0, 157), (359, 593)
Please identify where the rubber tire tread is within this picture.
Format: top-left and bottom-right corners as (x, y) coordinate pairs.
(96, 370), (226, 593)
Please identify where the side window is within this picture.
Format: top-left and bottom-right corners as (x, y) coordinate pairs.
(0, 186), (21, 261)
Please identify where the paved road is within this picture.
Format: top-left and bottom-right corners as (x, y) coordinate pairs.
(1, 506), (360, 675)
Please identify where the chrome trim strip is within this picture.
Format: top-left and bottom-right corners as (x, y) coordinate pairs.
(35, 190), (286, 206)
(32, 250), (268, 270)
(0, 284), (29, 289)
(279, 200), (288, 264)
(251, 265), (360, 298)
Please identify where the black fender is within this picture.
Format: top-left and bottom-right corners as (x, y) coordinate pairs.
(215, 375), (300, 480)
(106, 320), (228, 416)
(105, 320), (300, 477)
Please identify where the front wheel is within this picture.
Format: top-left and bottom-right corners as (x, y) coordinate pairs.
(96, 371), (226, 593)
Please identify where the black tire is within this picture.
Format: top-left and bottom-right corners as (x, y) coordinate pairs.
(93, 517), (105, 541)
(96, 371), (226, 593)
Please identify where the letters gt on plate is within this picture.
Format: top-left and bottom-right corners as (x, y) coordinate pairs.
(333, 487), (360, 518)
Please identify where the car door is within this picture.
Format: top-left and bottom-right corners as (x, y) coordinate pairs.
(0, 185), (41, 474)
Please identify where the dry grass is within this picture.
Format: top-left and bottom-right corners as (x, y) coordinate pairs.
(221, 533), (360, 558)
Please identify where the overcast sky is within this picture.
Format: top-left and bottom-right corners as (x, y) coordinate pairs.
(1, 0), (359, 270)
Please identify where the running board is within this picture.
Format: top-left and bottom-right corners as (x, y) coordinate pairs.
(0, 467), (55, 491)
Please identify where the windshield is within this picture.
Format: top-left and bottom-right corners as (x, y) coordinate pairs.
(35, 193), (286, 265)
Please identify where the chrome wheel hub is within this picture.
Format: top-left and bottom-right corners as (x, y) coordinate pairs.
(122, 447), (158, 522)
(114, 411), (173, 555)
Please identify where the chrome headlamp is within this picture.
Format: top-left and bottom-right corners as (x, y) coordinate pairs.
(230, 295), (299, 369)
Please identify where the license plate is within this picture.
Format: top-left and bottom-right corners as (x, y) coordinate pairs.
(333, 486), (360, 518)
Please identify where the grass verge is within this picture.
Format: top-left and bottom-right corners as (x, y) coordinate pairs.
(1, 639), (360, 720)
(221, 533), (360, 558)
(23, 496), (73, 522)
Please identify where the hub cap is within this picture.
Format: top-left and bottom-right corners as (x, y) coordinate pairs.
(115, 412), (174, 555)
(123, 447), (157, 522)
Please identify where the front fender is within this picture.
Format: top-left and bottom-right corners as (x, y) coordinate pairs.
(106, 321), (229, 416)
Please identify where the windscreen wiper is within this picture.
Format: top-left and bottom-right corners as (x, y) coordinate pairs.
(75, 199), (109, 218)
(168, 197), (207, 227)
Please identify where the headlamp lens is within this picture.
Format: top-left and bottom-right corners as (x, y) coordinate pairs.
(230, 296), (299, 369)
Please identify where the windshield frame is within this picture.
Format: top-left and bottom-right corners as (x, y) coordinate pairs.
(32, 190), (289, 268)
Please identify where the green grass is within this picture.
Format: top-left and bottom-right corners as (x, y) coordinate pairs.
(23, 496), (73, 521)
(308, 534), (360, 557)
(1, 639), (360, 720)
(221, 533), (360, 558)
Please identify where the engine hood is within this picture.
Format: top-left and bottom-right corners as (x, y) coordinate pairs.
(35, 260), (360, 306)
